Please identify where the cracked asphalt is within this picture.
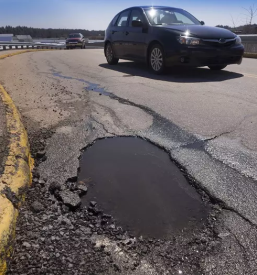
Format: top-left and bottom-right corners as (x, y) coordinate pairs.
(0, 49), (257, 274)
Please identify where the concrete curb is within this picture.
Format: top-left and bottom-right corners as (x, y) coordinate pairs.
(0, 49), (58, 60)
(0, 83), (33, 274)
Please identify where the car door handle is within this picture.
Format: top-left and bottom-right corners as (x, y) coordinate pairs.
(125, 31), (129, 35)
(112, 31), (117, 34)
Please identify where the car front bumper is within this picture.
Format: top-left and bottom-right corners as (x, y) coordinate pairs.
(165, 44), (244, 67)
(66, 43), (83, 47)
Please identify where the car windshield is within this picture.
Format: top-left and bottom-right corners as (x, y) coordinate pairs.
(68, 34), (81, 38)
(145, 8), (201, 25)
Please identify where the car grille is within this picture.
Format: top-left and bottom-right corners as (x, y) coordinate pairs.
(202, 39), (236, 47)
(67, 39), (80, 43)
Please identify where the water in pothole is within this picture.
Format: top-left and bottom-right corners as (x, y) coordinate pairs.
(78, 137), (209, 239)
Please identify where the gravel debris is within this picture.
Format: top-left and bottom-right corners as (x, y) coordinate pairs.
(59, 190), (81, 209)
(30, 201), (44, 213)
(6, 147), (221, 275)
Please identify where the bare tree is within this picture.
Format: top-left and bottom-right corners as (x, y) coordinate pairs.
(230, 14), (236, 28)
(243, 4), (257, 25)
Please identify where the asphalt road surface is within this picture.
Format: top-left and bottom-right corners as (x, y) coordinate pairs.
(1, 49), (257, 274)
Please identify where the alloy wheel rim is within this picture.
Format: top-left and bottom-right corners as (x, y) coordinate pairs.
(106, 45), (113, 62)
(151, 48), (163, 71)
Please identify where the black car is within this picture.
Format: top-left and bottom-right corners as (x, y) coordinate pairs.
(66, 33), (86, 49)
(104, 6), (244, 74)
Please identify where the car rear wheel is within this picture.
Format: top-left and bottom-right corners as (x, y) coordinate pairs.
(149, 44), (165, 74)
(105, 43), (119, 65)
(208, 65), (227, 70)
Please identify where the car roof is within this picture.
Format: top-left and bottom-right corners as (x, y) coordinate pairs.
(129, 6), (180, 9)
(118, 6), (183, 14)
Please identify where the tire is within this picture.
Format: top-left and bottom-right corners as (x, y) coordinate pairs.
(66, 47), (70, 50)
(208, 65), (227, 70)
(105, 43), (119, 65)
(149, 44), (165, 74)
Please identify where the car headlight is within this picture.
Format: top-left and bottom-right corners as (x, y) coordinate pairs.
(235, 36), (242, 45)
(178, 36), (201, 45)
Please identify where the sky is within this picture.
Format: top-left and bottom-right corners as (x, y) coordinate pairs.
(0, 0), (256, 30)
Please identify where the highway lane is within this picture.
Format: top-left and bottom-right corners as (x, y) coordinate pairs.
(1, 49), (257, 274)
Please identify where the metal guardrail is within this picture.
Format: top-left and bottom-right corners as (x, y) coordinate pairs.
(1, 39), (256, 53)
(0, 43), (65, 51)
(243, 42), (257, 53)
(239, 35), (257, 53)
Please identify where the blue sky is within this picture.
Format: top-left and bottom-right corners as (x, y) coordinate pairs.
(0, 0), (256, 30)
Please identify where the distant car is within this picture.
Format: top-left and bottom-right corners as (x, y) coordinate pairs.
(66, 33), (86, 49)
(104, 6), (244, 74)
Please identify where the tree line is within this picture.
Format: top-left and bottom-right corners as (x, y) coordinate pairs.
(216, 24), (257, 34)
(0, 26), (105, 38)
(1, 23), (256, 38)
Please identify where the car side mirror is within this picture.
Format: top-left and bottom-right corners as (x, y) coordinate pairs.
(200, 21), (205, 25)
(132, 20), (143, 28)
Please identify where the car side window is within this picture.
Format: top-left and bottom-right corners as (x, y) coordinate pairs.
(129, 9), (144, 26)
(116, 10), (130, 27)
(111, 14), (119, 26)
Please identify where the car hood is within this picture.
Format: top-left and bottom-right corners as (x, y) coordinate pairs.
(162, 25), (236, 39)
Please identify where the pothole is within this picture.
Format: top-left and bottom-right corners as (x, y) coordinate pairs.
(78, 137), (209, 239)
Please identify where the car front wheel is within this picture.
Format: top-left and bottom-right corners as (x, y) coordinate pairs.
(208, 65), (227, 70)
(105, 43), (119, 65)
(149, 44), (165, 74)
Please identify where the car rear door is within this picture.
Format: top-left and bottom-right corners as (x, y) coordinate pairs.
(111, 10), (131, 58)
(123, 8), (148, 60)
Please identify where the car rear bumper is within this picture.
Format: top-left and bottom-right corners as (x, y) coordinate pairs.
(165, 45), (244, 67)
